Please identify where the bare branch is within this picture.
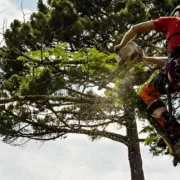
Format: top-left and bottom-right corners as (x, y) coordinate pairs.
(21, 0), (26, 23)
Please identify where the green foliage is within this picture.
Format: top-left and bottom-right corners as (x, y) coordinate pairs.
(19, 68), (53, 95)
(30, 12), (48, 33)
(49, 0), (78, 29)
(144, 134), (157, 146)
(71, 48), (115, 76)
(37, 0), (49, 14)
(140, 126), (157, 145)
(0, 114), (15, 134)
(3, 74), (22, 92)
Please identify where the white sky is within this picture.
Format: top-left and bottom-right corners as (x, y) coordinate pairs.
(0, 0), (179, 180)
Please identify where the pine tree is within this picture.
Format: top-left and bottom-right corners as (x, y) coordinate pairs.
(0, 0), (180, 179)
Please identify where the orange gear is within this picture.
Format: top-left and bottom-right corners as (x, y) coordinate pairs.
(140, 82), (163, 109)
(140, 82), (166, 127)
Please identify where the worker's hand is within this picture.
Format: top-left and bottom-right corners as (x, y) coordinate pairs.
(114, 44), (122, 53)
(137, 48), (146, 62)
(132, 48), (145, 62)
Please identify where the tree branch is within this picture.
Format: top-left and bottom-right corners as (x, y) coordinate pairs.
(0, 95), (95, 104)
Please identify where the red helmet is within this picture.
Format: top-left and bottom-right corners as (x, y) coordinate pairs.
(171, 5), (180, 16)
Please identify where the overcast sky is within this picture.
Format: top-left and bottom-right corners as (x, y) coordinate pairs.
(0, 0), (179, 180)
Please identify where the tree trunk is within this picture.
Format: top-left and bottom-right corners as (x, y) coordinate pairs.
(126, 113), (145, 180)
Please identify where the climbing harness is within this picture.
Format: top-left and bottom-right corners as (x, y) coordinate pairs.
(164, 46), (180, 121)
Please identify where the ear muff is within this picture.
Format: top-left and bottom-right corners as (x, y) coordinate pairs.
(171, 5), (180, 16)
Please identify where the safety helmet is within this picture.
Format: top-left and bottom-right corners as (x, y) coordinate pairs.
(171, 5), (180, 17)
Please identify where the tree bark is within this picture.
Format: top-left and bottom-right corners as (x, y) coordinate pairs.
(126, 113), (145, 180)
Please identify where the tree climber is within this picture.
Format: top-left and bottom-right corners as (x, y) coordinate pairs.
(114, 5), (180, 145)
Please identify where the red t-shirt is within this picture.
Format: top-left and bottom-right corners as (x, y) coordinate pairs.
(153, 17), (180, 52)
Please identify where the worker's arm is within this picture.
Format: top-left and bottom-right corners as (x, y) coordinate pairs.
(138, 48), (167, 66)
(114, 21), (155, 51)
(143, 56), (167, 67)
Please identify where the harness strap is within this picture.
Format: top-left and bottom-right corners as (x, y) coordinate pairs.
(165, 83), (172, 121)
(167, 71), (173, 82)
(164, 55), (180, 121)
(167, 32), (180, 41)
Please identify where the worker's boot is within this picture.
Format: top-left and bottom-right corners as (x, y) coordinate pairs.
(157, 112), (180, 147)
